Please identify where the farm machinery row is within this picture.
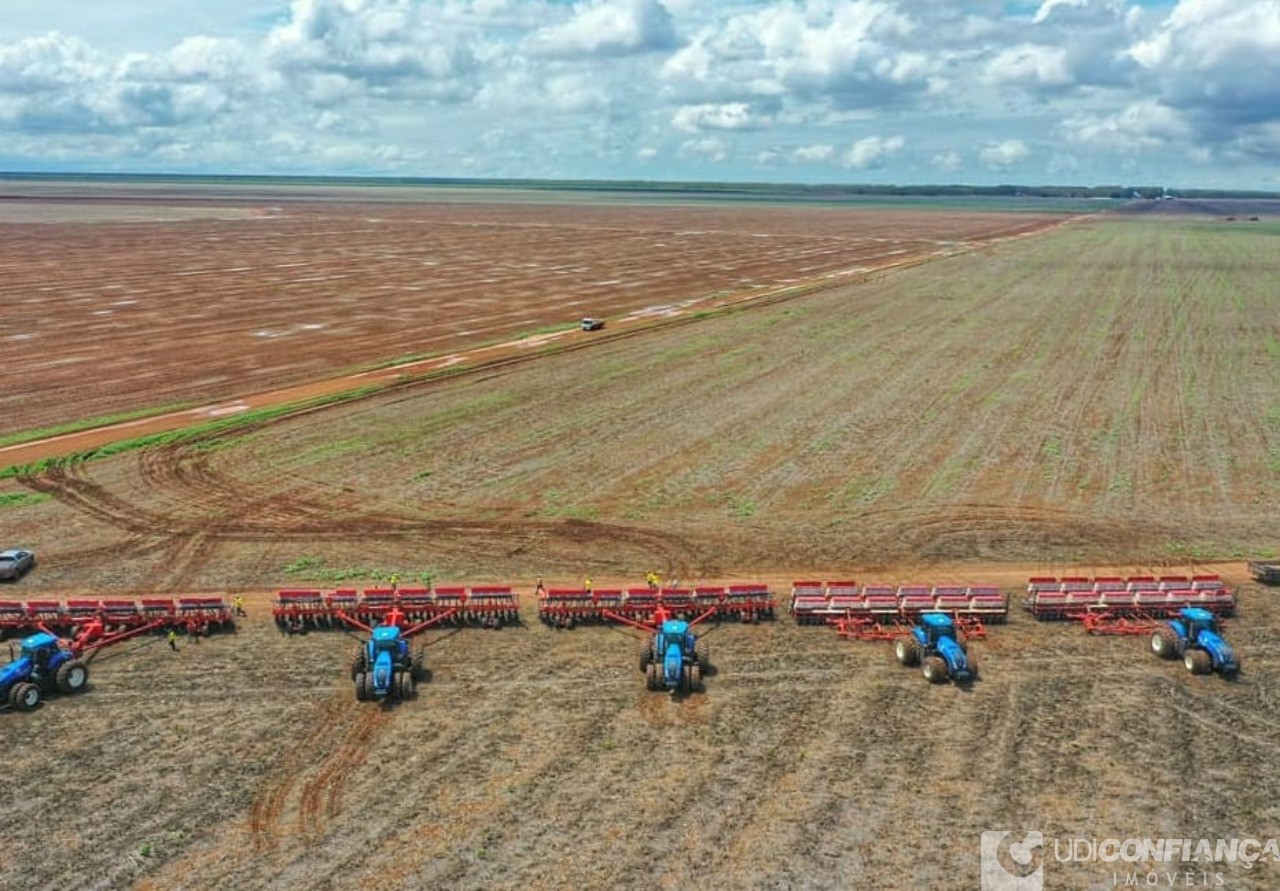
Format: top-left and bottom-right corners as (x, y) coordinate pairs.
(273, 585), (521, 703)
(537, 584), (775, 627)
(788, 580), (1010, 626)
(1024, 575), (1241, 677)
(539, 583), (778, 694)
(1, 595), (238, 712)
(273, 585), (519, 632)
(1, 594), (236, 639)
(786, 580), (1006, 684)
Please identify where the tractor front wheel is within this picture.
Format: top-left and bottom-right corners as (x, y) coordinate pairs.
(1152, 628), (1181, 659)
(10, 681), (40, 711)
(350, 649), (368, 680)
(639, 641), (653, 672)
(1185, 650), (1213, 675)
(56, 659), (89, 694)
(354, 671), (370, 702)
(922, 656), (948, 684)
(895, 637), (921, 666)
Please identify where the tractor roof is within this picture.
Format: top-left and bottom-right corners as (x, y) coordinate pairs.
(372, 625), (401, 641)
(22, 631), (60, 650)
(920, 612), (955, 629)
(1181, 606), (1215, 622)
(661, 619), (689, 635)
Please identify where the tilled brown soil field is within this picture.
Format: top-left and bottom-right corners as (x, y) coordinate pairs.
(2, 193), (1280, 890)
(0, 181), (1066, 436)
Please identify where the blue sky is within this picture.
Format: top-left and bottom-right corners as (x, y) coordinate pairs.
(0, 0), (1277, 188)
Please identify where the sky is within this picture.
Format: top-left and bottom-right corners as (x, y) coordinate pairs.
(0, 0), (1278, 188)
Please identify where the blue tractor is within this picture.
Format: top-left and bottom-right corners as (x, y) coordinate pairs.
(893, 613), (976, 683)
(638, 617), (708, 693)
(1151, 607), (1240, 676)
(349, 624), (427, 702)
(1, 632), (90, 711)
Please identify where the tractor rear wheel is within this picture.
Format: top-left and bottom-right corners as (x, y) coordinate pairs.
(645, 662), (661, 691)
(922, 656), (948, 683)
(411, 648), (428, 682)
(354, 671), (370, 702)
(1185, 650), (1212, 675)
(397, 672), (416, 700)
(56, 659), (89, 694)
(1151, 628), (1180, 659)
(639, 640), (653, 672)
(695, 639), (710, 666)
(895, 637), (921, 666)
(10, 681), (40, 711)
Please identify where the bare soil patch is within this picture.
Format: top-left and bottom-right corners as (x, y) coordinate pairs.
(0, 182), (1065, 439)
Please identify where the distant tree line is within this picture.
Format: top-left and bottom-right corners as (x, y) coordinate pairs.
(3, 171), (1277, 201)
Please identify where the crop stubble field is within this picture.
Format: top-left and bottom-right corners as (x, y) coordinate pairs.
(2, 186), (1280, 890)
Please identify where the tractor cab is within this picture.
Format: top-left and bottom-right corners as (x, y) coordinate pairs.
(13, 632), (65, 679)
(22, 632), (61, 658)
(915, 612), (956, 646)
(370, 624), (404, 654)
(656, 619), (693, 659)
(368, 625), (409, 667)
(1178, 607), (1219, 638)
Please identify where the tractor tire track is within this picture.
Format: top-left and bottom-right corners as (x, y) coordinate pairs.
(249, 691), (363, 853)
(297, 705), (393, 843)
(24, 440), (705, 571)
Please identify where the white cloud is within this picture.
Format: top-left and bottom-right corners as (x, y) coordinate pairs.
(0, 32), (105, 92)
(1126, 0), (1280, 149)
(842, 134), (904, 169)
(1061, 99), (1190, 152)
(792, 143), (835, 162)
(662, 0), (933, 110)
(679, 137), (726, 161)
(265, 0), (479, 98)
(931, 150), (962, 172)
(1033, 0), (1088, 26)
(526, 0), (677, 58)
(979, 139), (1030, 169)
(985, 43), (1073, 89)
(672, 102), (756, 132)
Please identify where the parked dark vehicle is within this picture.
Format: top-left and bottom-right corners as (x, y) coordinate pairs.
(0, 549), (35, 581)
(1249, 560), (1280, 585)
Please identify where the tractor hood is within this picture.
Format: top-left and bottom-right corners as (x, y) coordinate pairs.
(1197, 629), (1238, 673)
(936, 636), (973, 681)
(372, 648), (395, 695)
(1, 656), (32, 687)
(663, 642), (683, 686)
